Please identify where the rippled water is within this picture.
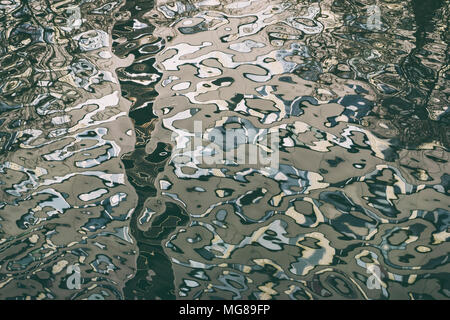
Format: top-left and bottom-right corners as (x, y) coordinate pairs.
(0, 0), (448, 300)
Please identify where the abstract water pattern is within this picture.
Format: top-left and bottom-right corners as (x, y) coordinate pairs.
(0, 0), (449, 300)
(0, 0), (138, 299)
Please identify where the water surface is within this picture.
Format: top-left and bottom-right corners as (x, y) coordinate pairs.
(0, 0), (448, 300)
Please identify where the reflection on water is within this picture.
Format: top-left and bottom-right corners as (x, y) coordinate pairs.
(0, 0), (449, 299)
(0, 0), (138, 299)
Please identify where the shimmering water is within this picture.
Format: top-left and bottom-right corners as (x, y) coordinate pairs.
(0, 0), (448, 300)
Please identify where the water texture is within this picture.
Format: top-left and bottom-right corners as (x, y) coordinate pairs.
(0, 0), (449, 300)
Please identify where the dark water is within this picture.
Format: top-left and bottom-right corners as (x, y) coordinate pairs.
(0, 0), (448, 300)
